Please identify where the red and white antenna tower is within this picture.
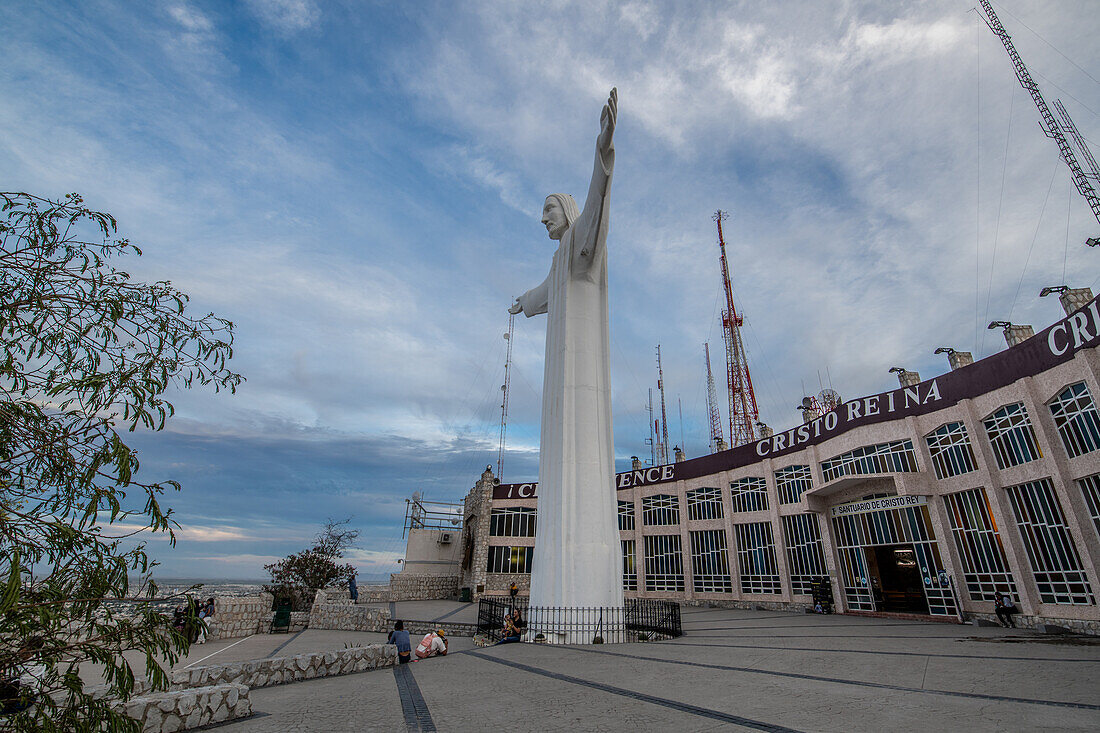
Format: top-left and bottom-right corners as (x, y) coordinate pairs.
(704, 342), (724, 452)
(496, 312), (515, 479)
(715, 210), (760, 446)
(655, 344), (671, 465)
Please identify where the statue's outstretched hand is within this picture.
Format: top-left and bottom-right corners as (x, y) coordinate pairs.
(508, 299), (523, 315)
(597, 87), (617, 155)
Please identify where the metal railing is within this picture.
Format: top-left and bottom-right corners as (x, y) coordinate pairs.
(477, 597), (681, 644)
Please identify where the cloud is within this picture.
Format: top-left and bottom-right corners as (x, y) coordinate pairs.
(245, 0), (320, 33)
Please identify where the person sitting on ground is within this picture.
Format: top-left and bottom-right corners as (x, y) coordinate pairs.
(495, 609), (524, 645)
(388, 620), (412, 664)
(414, 628), (448, 660)
(994, 591), (1019, 628)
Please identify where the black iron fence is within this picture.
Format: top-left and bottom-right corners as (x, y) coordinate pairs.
(477, 597), (681, 644)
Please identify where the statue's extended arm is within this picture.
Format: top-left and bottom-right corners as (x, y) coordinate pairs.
(510, 275), (550, 317)
(573, 88), (617, 272)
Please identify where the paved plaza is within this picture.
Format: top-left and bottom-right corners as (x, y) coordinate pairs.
(170, 602), (1100, 732)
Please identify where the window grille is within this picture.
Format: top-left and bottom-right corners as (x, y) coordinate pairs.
(983, 403), (1041, 469)
(690, 530), (733, 593)
(622, 539), (637, 591)
(820, 440), (918, 483)
(1079, 474), (1100, 540)
(730, 477), (769, 513)
(943, 488), (1018, 602)
(686, 487), (724, 521)
(489, 507), (537, 537)
(781, 514), (827, 596)
(734, 522), (781, 594)
(643, 534), (684, 592)
(1005, 478), (1095, 605)
(775, 465), (812, 505)
(642, 494), (680, 526)
(486, 545), (533, 574)
(618, 500), (636, 531)
(925, 422), (978, 480)
(1049, 382), (1100, 458)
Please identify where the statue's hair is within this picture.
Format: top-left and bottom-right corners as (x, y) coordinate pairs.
(546, 193), (580, 229)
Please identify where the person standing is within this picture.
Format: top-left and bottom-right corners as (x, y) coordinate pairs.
(415, 629), (448, 660)
(387, 621), (412, 664)
(348, 573), (358, 603)
(509, 581), (518, 603)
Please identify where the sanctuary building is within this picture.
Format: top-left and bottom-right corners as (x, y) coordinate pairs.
(457, 288), (1100, 634)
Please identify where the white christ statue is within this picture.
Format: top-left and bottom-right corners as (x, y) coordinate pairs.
(509, 88), (624, 613)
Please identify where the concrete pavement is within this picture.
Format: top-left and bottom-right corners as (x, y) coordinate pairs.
(202, 605), (1100, 732)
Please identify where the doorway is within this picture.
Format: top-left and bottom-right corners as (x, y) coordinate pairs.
(865, 544), (928, 613)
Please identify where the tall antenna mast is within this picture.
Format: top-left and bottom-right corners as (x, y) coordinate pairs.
(704, 342), (724, 452)
(715, 210), (760, 446)
(496, 312), (515, 479)
(977, 0), (1100, 227)
(646, 388), (656, 466)
(656, 344), (670, 465)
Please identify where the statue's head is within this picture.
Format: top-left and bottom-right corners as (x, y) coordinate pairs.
(542, 194), (579, 241)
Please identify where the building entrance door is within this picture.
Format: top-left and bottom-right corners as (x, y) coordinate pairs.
(864, 544), (928, 614)
(831, 498), (957, 616)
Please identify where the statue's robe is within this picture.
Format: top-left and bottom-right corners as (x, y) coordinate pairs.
(516, 140), (624, 609)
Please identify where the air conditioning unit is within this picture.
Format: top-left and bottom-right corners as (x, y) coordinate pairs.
(439, 532), (453, 544)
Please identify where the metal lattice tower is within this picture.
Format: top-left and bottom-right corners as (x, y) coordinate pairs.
(704, 342), (724, 452)
(977, 0), (1100, 226)
(496, 312), (515, 479)
(1054, 99), (1100, 181)
(714, 211), (760, 446)
(655, 345), (670, 465)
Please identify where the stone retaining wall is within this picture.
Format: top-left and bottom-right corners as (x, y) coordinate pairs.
(115, 683), (250, 732)
(171, 644), (396, 690)
(967, 612), (1099, 636)
(205, 594), (273, 640)
(390, 573), (460, 601)
(309, 590), (391, 631)
(360, 584), (392, 603)
(288, 611), (310, 632)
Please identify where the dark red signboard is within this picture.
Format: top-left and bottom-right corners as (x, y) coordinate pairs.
(493, 296), (1100, 499)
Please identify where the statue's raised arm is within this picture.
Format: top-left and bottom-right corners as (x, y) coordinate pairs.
(573, 88), (617, 269)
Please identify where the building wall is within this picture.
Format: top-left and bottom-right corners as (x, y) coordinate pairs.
(400, 528), (463, 576)
(468, 301), (1100, 632)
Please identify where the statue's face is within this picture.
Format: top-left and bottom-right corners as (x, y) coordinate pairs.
(541, 197), (568, 241)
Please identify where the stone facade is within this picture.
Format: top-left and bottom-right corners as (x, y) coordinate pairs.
(114, 683), (250, 733)
(205, 593), (272, 640)
(173, 645), (396, 690)
(460, 468), (495, 599)
(390, 573), (460, 600)
(683, 599), (811, 614)
(481, 572), (529, 597)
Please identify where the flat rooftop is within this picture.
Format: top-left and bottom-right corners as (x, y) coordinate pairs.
(169, 602), (1099, 732)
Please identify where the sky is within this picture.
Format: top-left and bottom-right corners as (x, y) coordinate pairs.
(2, 0), (1098, 580)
